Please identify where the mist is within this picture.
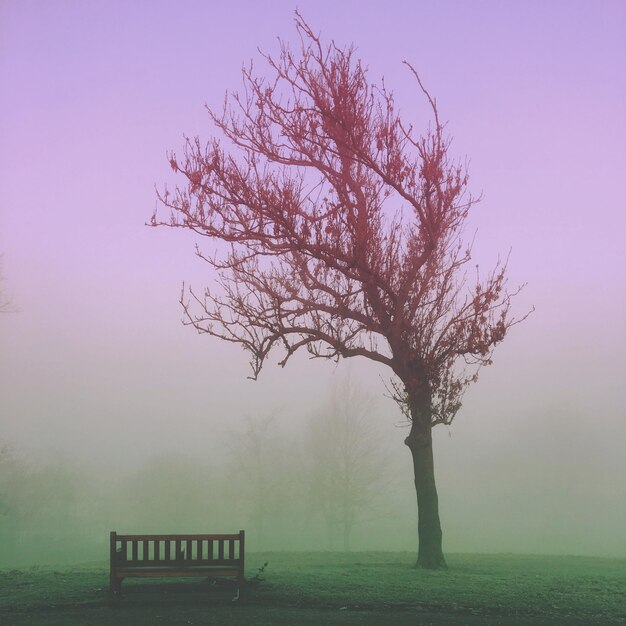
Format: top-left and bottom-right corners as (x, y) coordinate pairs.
(1, 0), (625, 568)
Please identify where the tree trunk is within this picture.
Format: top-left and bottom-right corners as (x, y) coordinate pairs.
(325, 513), (334, 550)
(342, 518), (351, 552)
(405, 395), (447, 569)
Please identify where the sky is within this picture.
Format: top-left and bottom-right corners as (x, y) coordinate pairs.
(1, 0), (625, 557)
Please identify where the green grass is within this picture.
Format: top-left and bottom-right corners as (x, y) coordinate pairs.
(251, 552), (626, 621)
(1, 552), (625, 624)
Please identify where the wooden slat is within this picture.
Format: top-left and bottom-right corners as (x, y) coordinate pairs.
(143, 540), (149, 561)
(228, 539), (235, 561)
(115, 533), (241, 541)
(115, 566), (240, 578)
(132, 540), (138, 561)
(218, 540), (224, 561)
(186, 539), (192, 561)
(175, 539), (182, 561)
(165, 540), (171, 561)
(239, 530), (245, 575)
(154, 539), (160, 561)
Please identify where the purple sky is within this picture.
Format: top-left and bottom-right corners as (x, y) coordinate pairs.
(1, 1), (625, 555)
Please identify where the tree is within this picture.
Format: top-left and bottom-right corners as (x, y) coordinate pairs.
(227, 414), (297, 550)
(0, 256), (16, 314)
(0, 447), (91, 565)
(0, 445), (18, 520)
(152, 13), (527, 568)
(121, 453), (217, 534)
(304, 377), (389, 551)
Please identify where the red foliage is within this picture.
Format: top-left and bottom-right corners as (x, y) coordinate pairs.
(153, 12), (527, 426)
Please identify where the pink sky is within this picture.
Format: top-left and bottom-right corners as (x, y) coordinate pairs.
(1, 1), (625, 555)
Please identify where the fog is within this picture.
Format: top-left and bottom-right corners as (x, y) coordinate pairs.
(1, 1), (625, 566)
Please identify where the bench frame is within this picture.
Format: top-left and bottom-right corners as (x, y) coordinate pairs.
(109, 530), (245, 599)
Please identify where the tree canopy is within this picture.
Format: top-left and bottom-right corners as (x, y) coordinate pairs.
(153, 14), (523, 425)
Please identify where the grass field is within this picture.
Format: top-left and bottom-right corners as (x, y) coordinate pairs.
(1, 552), (625, 625)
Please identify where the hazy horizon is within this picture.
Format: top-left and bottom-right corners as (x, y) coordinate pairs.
(1, 0), (625, 564)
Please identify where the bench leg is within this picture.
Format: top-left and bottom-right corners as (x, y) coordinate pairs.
(233, 575), (245, 602)
(110, 576), (122, 597)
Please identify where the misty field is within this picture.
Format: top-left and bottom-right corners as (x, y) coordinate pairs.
(1, 552), (625, 625)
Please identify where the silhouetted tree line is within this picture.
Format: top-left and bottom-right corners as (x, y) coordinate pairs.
(0, 446), (97, 565)
(0, 382), (399, 566)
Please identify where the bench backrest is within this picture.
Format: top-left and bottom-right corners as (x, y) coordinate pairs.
(110, 531), (245, 569)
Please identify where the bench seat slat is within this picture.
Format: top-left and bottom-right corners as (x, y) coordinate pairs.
(114, 566), (240, 578)
(120, 559), (237, 567)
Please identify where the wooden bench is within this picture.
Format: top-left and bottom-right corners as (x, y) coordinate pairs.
(109, 531), (245, 599)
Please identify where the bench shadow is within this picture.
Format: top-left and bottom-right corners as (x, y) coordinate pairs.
(111, 577), (242, 606)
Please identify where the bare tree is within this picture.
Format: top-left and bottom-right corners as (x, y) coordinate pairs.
(304, 377), (389, 551)
(122, 453), (217, 533)
(152, 13), (527, 568)
(0, 257), (16, 314)
(0, 445), (17, 520)
(227, 415), (296, 550)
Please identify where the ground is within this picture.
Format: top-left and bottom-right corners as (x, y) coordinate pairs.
(1, 552), (625, 625)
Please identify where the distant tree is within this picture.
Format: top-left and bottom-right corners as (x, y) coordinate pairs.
(153, 13), (527, 568)
(227, 415), (296, 550)
(122, 453), (216, 533)
(304, 377), (389, 551)
(0, 257), (16, 314)
(0, 445), (22, 564)
(0, 445), (18, 519)
(0, 449), (90, 564)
